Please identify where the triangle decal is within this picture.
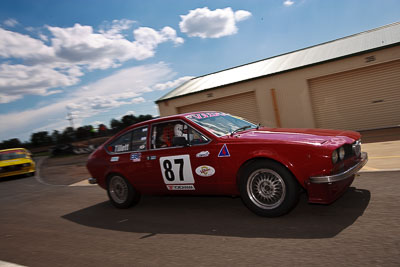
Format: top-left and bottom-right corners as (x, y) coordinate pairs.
(218, 144), (230, 157)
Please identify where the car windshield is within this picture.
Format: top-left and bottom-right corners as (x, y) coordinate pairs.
(0, 151), (27, 161)
(185, 112), (257, 137)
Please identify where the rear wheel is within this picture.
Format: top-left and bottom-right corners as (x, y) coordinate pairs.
(239, 160), (300, 217)
(107, 175), (140, 208)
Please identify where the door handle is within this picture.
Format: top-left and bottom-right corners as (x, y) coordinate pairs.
(147, 156), (157, 160)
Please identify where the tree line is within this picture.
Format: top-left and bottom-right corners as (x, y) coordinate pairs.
(0, 114), (153, 150)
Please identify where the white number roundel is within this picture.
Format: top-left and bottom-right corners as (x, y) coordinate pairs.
(159, 155), (194, 184)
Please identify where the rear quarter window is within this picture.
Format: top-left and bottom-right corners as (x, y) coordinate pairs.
(107, 126), (148, 153)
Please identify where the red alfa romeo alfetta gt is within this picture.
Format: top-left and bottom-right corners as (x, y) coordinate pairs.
(86, 111), (368, 217)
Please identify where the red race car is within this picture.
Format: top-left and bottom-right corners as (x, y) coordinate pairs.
(86, 111), (368, 217)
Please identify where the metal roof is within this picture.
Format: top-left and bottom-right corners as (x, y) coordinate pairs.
(157, 22), (400, 102)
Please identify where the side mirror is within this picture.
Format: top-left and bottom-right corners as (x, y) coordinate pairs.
(172, 136), (189, 147)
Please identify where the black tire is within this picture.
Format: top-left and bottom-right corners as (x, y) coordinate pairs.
(239, 160), (300, 217)
(107, 175), (141, 209)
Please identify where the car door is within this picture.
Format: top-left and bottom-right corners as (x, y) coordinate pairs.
(143, 120), (221, 194)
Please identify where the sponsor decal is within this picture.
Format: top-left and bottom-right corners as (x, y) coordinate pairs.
(218, 144), (230, 157)
(114, 144), (129, 152)
(195, 165), (215, 177)
(130, 153), (141, 162)
(110, 156), (119, 162)
(185, 112), (227, 120)
(196, 151), (210, 158)
(166, 184), (195, 190)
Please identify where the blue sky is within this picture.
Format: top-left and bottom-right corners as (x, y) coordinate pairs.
(0, 0), (399, 142)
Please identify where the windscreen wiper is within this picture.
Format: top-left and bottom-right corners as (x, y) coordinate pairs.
(231, 125), (252, 136)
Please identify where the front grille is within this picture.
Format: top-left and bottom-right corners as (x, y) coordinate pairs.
(0, 164), (24, 174)
(343, 141), (361, 160)
(343, 144), (354, 159)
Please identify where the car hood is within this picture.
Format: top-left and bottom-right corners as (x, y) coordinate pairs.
(228, 127), (360, 146)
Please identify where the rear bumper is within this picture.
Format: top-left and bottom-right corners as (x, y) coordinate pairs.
(306, 152), (368, 204)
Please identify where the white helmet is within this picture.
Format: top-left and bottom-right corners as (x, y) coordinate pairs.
(174, 124), (184, 137)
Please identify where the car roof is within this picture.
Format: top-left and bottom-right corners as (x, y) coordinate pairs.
(125, 111), (221, 129)
(113, 111), (221, 139)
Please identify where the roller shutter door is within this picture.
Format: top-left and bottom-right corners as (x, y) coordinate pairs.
(178, 91), (260, 123)
(309, 60), (400, 130)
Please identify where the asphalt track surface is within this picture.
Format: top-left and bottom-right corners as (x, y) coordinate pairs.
(0, 159), (399, 266)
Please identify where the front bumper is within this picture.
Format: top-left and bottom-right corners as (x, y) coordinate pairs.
(309, 152), (368, 184)
(0, 164), (36, 178)
(306, 152), (368, 204)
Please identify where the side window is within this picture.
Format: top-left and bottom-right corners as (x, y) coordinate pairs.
(107, 126), (148, 153)
(131, 126), (148, 151)
(187, 127), (209, 145)
(107, 132), (132, 153)
(151, 121), (209, 149)
(152, 122), (175, 149)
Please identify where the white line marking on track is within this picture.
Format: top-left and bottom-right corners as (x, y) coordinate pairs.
(0, 260), (27, 267)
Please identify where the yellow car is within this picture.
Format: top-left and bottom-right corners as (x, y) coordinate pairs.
(0, 148), (36, 178)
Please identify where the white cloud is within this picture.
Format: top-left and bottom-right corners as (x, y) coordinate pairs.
(0, 100), (72, 139)
(39, 33), (49, 42)
(0, 28), (55, 61)
(99, 19), (136, 39)
(284, 1), (295, 7)
(43, 90), (63, 96)
(152, 76), (194, 91)
(72, 62), (174, 99)
(134, 26), (184, 50)
(48, 23), (183, 70)
(0, 64), (79, 103)
(0, 21), (184, 103)
(68, 96), (145, 113)
(3, 18), (19, 27)
(234, 10), (252, 22)
(48, 23), (143, 69)
(0, 94), (23, 104)
(0, 63), (176, 141)
(61, 62), (174, 120)
(179, 7), (252, 38)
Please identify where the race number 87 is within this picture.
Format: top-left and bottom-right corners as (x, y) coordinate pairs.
(159, 155), (194, 184)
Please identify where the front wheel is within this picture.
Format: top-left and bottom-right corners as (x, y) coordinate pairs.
(239, 160), (300, 217)
(107, 175), (141, 209)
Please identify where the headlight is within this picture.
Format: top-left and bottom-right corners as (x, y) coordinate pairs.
(352, 140), (361, 157)
(339, 147), (345, 160)
(332, 150), (338, 164)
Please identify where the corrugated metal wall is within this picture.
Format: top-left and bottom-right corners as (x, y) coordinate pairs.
(177, 91), (260, 123)
(309, 60), (400, 130)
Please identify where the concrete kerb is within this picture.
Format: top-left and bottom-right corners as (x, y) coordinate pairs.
(360, 140), (400, 172)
